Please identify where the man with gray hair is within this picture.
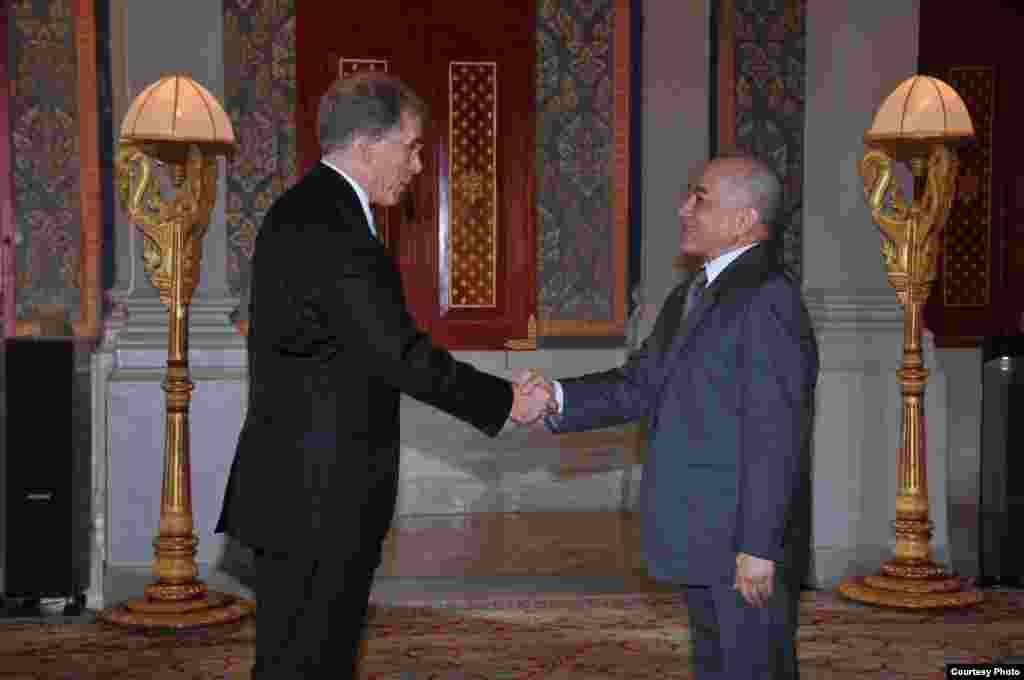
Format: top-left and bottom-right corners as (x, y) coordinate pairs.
(520, 155), (818, 679)
(217, 72), (545, 678)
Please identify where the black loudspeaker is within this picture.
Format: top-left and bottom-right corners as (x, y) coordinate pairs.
(2, 337), (82, 600)
(979, 336), (1024, 586)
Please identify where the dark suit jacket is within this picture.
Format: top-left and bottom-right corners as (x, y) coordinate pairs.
(548, 243), (818, 586)
(216, 162), (514, 557)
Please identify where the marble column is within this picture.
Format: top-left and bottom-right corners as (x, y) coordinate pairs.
(89, 1), (247, 608)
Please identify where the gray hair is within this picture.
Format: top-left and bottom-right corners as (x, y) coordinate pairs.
(317, 72), (429, 155)
(716, 153), (783, 237)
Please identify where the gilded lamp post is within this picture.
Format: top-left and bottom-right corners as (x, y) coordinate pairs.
(98, 75), (254, 627)
(838, 75), (982, 609)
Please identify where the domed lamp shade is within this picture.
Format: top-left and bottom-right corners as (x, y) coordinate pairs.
(120, 73), (235, 162)
(864, 75), (974, 160)
(100, 74), (253, 628)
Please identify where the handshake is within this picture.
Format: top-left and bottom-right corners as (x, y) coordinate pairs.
(509, 370), (559, 426)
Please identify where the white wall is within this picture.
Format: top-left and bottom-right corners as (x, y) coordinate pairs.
(635, 0), (708, 339)
(803, 0), (919, 296)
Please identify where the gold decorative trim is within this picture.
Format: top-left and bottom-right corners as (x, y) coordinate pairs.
(447, 60), (497, 309)
(942, 66), (994, 308)
(864, 574), (962, 594)
(339, 58), (388, 76)
(504, 314), (537, 350)
(538, 319), (625, 337)
(838, 579), (982, 609)
(98, 592), (255, 628)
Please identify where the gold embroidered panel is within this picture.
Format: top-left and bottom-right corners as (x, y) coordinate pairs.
(446, 61), (497, 309)
(943, 66), (994, 308)
(339, 58), (389, 78)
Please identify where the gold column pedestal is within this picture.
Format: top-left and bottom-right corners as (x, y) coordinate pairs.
(97, 142), (255, 628)
(837, 146), (981, 610)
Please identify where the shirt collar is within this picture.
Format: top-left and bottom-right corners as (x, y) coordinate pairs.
(702, 242), (761, 286)
(320, 159), (376, 238)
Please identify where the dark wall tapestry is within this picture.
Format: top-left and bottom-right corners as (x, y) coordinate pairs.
(715, 0), (806, 280)
(223, 0), (298, 299)
(10, 0), (102, 337)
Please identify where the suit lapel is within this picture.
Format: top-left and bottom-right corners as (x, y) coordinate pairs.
(656, 243), (779, 395)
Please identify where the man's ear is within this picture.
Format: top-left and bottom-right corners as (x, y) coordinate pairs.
(735, 206), (758, 240)
(350, 134), (374, 164)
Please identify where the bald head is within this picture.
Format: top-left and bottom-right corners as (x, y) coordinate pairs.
(679, 154), (784, 261)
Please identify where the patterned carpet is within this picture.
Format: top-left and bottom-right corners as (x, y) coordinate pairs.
(0, 588), (1020, 679)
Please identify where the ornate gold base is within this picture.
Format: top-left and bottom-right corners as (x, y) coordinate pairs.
(97, 590), (255, 629)
(839, 563), (983, 609)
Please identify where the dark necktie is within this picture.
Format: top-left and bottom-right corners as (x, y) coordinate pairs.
(683, 267), (708, 319)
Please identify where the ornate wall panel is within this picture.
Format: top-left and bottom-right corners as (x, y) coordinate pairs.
(942, 66), (994, 309)
(535, 0), (629, 335)
(445, 61), (498, 309)
(716, 0), (806, 280)
(11, 0), (101, 337)
(223, 0), (297, 298)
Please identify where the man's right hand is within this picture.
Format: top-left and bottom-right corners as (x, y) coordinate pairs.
(509, 370), (558, 424)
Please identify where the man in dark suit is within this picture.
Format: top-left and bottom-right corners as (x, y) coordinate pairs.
(216, 73), (544, 678)
(522, 156), (819, 679)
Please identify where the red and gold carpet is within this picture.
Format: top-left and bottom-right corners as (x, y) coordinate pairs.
(0, 589), (1020, 678)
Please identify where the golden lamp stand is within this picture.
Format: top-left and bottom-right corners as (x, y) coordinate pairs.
(97, 139), (254, 627)
(837, 139), (981, 609)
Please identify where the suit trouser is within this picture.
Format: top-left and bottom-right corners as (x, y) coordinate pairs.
(683, 568), (800, 680)
(251, 547), (377, 679)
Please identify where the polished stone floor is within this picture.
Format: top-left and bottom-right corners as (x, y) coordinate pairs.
(372, 509), (675, 605)
(377, 510), (649, 579)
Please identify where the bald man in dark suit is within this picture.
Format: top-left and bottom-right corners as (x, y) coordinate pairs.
(523, 156), (818, 679)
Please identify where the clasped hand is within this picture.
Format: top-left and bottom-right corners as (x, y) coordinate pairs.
(509, 370), (558, 425)
(734, 552), (775, 608)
